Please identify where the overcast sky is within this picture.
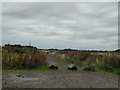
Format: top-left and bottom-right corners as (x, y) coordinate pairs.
(2, 2), (118, 50)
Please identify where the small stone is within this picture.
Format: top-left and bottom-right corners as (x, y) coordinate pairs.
(16, 74), (21, 77)
(5, 82), (6, 84)
(21, 75), (24, 78)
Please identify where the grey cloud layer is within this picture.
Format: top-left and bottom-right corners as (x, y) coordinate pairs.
(2, 2), (118, 50)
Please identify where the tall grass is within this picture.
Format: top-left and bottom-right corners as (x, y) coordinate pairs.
(2, 52), (47, 69)
(2, 44), (47, 69)
(51, 50), (120, 74)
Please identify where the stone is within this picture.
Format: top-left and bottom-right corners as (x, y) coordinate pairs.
(67, 64), (77, 70)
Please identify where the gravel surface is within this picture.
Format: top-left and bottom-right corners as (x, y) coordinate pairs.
(2, 55), (119, 88)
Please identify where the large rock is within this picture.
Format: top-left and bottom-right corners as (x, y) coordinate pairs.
(49, 64), (58, 69)
(84, 64), (96, 71)
(67, 64), (77, 70)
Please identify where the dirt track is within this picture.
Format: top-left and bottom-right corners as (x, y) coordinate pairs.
(2, 55), (119, 88)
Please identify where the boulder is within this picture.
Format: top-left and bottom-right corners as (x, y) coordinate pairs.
(67, 64), (77, 70)
(84, 64), (96, 71)
(49, 64), (58, 69)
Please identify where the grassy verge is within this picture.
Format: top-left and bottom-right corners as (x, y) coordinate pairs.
(2, 65), (49, 72)
(97, 65), (120, 75)
(81, 66), (120, 75)
(50, 52), (120, 75)
(2, 44), (48, 71)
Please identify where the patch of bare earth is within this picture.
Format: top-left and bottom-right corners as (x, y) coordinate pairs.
(2, 71), (118, 88)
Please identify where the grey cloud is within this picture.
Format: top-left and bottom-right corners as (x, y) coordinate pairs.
(2, 2), (118, 50)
